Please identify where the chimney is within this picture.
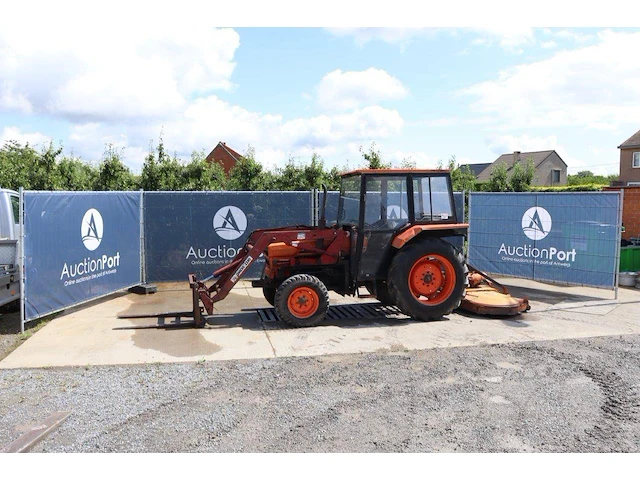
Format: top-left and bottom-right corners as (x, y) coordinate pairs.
(513, 151), (521, 163)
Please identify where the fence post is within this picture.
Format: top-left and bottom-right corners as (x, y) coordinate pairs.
(19, 187), (25, 334)
(139, 189), (145, 284)
(312, 188), (317, 226)
(614, 189), (624, 300)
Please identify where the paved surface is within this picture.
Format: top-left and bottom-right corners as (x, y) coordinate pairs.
(1, 279), (639, 369)
(1, 334), (639, 452)
(1, 279), (640, 452)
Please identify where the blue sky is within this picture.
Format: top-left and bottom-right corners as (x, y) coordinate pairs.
(1, 5), (639, 176)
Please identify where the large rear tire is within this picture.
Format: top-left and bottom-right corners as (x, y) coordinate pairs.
(365, 281), (394, 306)
(274, 274), (329, 328)
(388, 238), (466, 321)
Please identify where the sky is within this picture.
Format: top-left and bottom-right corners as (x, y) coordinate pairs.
(1, 2), (639, 176)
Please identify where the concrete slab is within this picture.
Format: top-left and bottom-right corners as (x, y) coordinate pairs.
(2, 279), (640, 369)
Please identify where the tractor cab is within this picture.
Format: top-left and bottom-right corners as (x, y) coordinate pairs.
(335, 169), (467, 288)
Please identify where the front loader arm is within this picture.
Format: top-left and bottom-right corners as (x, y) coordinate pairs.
(190, 230), (273, 318)
(188, 225), (349, 327)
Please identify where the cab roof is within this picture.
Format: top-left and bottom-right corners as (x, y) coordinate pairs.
(340, 169), (450, 177)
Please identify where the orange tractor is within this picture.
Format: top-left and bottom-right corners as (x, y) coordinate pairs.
(187, 169), (475, 328)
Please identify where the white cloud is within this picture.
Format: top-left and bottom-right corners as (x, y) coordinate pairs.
(388, 150), (439, 168)
(472, 27), (535, 52)
(461, 30), (640, 131)
(0, 127), (52, 149)
(553, 30), (595, 43)
(316, 68), (408, 111)
(486, 134), (561, 157)
(325, 28), (435, 48)
(0, 21), (239, 122)
(326, 27), (536, 52)
(541, 40), (558, 49)
(62, 96), (404, 172)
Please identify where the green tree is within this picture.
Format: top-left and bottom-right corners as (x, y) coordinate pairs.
(58, 157), (98, 190)
(181, 150), (226, 190)
(228, 146), (274, 190)
(29, 141), (63, 190)
(360, 142), (390, 169)
(509, 158), (536, 192)
(0, 140), (37, 190)
(140, 141), (161, 191)
(568, 171), (618, 186)
(488, 161), (510, 192)
(324, 166), (343, 190)
(400, 157), (417, 169)
(94, 145), (137, 191)
(273, 158), (307, 190)
(448, 156), (476, 192)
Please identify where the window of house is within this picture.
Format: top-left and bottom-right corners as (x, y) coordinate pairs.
(633, 152), (640, 168)
(552, 169), (561, 183)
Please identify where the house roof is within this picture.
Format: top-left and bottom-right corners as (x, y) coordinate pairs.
(618, 128), (640, 149)
(476, 150), (566, 181)
(460, 163), (492, 177)
(217, 142), (243, 161)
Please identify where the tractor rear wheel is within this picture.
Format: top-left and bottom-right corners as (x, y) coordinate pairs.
(388, 238), (466, 321)
(274, 274), (329, 328)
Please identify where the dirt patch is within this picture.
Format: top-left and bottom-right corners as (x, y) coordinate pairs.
(0, 309), (51, 362)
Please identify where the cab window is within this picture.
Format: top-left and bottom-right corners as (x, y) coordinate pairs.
(10, 195), (19, 224)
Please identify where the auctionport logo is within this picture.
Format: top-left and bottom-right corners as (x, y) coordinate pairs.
(213, 206), (247, 240)
(81, 209), (103, 251)
(521, 207), (552, 241)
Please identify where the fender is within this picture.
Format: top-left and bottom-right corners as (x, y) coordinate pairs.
(391, 223), (469, 249)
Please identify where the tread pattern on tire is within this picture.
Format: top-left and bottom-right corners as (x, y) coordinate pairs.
(388, 237), (468, 321)
(274, 274), (330, 328)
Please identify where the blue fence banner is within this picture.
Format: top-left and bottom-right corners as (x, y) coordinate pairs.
(24, 191), (141, 321)
(467, 192), (621, 288)
(144, 191), (313, 282)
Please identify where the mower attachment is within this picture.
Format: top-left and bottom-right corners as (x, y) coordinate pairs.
(459, 265), (530, 316)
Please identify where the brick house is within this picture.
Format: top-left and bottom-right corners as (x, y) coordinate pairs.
(464, 150), (568, 187)
(617, 128), (640, 186)
(205, 142), (243, 175)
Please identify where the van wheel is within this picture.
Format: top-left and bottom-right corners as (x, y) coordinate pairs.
(275, 274), (329, 328)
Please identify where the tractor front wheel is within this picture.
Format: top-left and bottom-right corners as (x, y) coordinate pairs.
(388, 238), (466, 321)
(274, 274), (329, 328)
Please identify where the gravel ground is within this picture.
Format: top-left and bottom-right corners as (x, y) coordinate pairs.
(1, 332), (639, 452)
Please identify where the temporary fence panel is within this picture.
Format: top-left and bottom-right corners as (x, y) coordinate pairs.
(23, 191), (142, 321)
(144, 191), (313, 282)
(467, 192), (621, 289)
